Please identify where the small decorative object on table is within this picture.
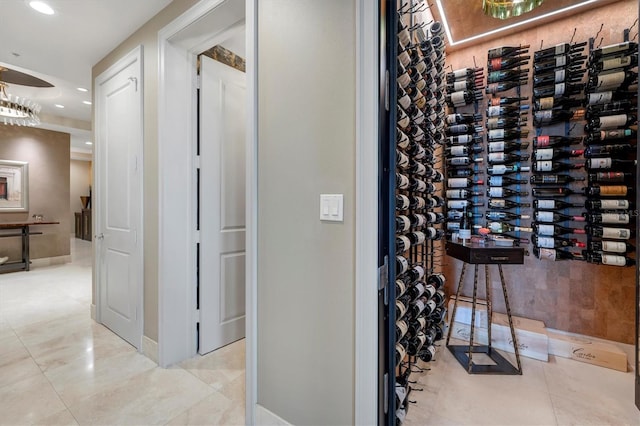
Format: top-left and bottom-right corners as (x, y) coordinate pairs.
(32, 214), (43, 223)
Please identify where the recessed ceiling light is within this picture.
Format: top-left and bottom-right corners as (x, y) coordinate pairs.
(29, 1), (55, 15)
(85, 141), (93, 145)
(83, 101), (92, 105)
(54, 104), (64, 108)
(77, 87), (88, 92)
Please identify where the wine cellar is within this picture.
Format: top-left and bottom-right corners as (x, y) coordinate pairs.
(379, 0), (640, 424)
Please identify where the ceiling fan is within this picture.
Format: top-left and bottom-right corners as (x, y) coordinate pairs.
(0, 66), (53, 126)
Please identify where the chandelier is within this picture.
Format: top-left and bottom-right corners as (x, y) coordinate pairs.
(483, 0), (544, 19)
(0, 66), (52, 126)
(0, 82), (40, 126)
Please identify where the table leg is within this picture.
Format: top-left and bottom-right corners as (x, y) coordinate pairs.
(23, 225), (30, 271)
(468, 264), (480, 372)
(446, 262), (467, 346)
(485, 265), (492, 347)
(498, 264), (522, 374)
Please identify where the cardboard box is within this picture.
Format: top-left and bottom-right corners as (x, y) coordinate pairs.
(447, 296), (489, 328)
(547, 330), (627, 372)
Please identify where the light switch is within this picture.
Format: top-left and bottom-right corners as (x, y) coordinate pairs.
(320, 194), (344, 222)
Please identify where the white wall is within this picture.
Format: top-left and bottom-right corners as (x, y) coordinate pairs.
(257, 1), (356, 424)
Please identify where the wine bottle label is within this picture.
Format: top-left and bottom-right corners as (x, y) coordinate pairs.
(446, 189), (466, 199)
(398, 72), (411, 88)
(489, 199), (506, 208)
(490, 58), (502, 70)
(447, 200), (469, 210)
(398, 94), (411, 110)
(447, 222), (461, 230)
(397, 131), (409, 149)
(538, 248), (557, 260)
(555, 69), (565, 83)
(536, 224), (555, 236)
(414, 198), (426, 209)
(447, 178), (470, 188)
(490, 165), (509, 174)
(415, 215), (427, 227)
(413, 282), (426, 297)
(489, 129), (505, 139)
(449, 157), (470, 166)
(453, 80), (468, 91)
(416, 79), (427, 91)
(588, 91), (612, 105)
(487, 117), (500, 129)
(397, 235), (410, 251)
(397, 256), (409, 273)
(535, 135), (550, 147)
(397, 152), (409, 168)
(397, 216), (410, 232)
(415, 61), (427, 75)
(488, 153), (506, 163)
(396, 320), (408, 340)
(457, 134), (473, 144)
(396, 280), (406, 296)
(398, 115), (410, 129)
(536, 161), (553, 172)
(488, 187), (504, 197)
(596, 71), (625, 89)
(535, 110), (553, 121)
(536, 237), (556, 248)
(490, 97), (502, 106)
(601, 254), (627, 266)
(451, 91), (467, 105)
(458, 229), (471, 239)
(535, 148), (554, 160)
(555, 44), (567, 55)
(555, 56), (567, 67)
(538, 97), (554, 109)
(397, 174), (409, 188)
(598, 199), (629, 210)
(554, 83), (565, 96)
(599, 185), (628, 196)
(486, 83), (500, 94)
(599, 213), (630, 224)
(487, 106), (501, 117)
(413, 163), (426, 176)
(397, 195), (409, 209)
(396, 341), (407, 360)
(601, 227), (631, 239)
(536, 199), (556, 209)
(426, 212), (437, 223)
(414, 180), (427, 192)
(601, 55), (632, 71)
(601, 241), (627, 253)
(488, 142), (505, 152)
(452, 68), (469, 78)
(600, 41), (632, 56)
(536, 211), (554, 223)
(449, 146), (467, 156)
(426, 299), (437, 315)
(413, 299), (425, 315)
(588, 158), (612, 169)
(598, 114), (628, 129)
(488, 176), (503, 186)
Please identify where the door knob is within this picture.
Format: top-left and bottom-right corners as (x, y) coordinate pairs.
(95, 233), (104, 240)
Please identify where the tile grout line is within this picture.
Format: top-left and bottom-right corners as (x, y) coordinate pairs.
(540, 356), (561, 426)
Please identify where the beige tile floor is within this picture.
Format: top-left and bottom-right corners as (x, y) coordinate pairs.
(2, 238), (639, 425)
(0, 238), (245, 426)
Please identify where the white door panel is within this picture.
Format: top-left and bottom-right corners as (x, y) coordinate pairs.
(96, 47), (143, 349)
(199, 55), (246, 354)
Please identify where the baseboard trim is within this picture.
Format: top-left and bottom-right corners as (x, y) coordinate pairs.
(31, 255), (71, 268)
(142, 336), (159, 364)
(90, 304), (97, 321)
(255, 404), (293, 426)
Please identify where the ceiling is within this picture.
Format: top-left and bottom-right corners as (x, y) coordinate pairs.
(0, 0), (174, 154)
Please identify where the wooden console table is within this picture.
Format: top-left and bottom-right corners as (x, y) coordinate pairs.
(0, 221), (60, 272)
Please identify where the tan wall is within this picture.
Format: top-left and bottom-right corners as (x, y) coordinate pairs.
(69, 159), (91, 234)
(444, 0), (637, 344)
(92, 0), (200, 342)
(0, 126), (70, 260)
(257, 1), (356, 424)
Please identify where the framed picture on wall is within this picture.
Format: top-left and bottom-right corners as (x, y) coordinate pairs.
(0, 159), (28, 212)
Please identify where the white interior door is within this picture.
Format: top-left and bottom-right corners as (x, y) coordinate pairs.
(199, 55), (246, 354)
(96, 47), (143, 349)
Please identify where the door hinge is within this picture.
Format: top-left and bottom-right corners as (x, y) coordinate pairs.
(384, 69), (389, 111)
(194, 155), (201, 169)
(195, 309), (200, 324)
(383, 373), (389, 414)
(193, 230), (200, 244)
(196, 74), (201, 90)
(379, 255), (389, 306)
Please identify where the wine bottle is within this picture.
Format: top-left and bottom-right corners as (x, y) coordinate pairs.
(533, 55), (586, 73)
(396, 235), (411, 254)
(486, 211), (531, 221)
(404, 281), (427, 301)
(584, 114), (637, 132)
(589, 54), (638, 73)
(446, 156), (483, 167)
(586, 70), (638, 92)
(447, 134), (483, 145)
(446, 67), (482, 83)
(533, 147), (584, 160)
(533, 247), (583, 261)
(425, 227), (445, 240)
(448, 168), (483, 178)
(583, 251), (635, 267)
(418, 344), (437, 363)
(486, 104), (529, 118)
(396, 319), (409, 340)
(533, 135), (583, 148)
(534, 42), (587, 62)
(530, 174), (585, 185)
(458, 204), (472, 242)
(446, 79), (477, 92)
(486, 80), (528, 94)
(488, 141), (529, 153)
(532, 235), (585, 249)
(407, 231), (426, 246)
(533, 222), (586, 236)
(533, 199), (583, 210)
(587, 157), (638, 170)
(396, 194), (409, 210)
(587, 90), (638, 106)
(533, 109), (582, 126)
(396, 215), (410, 233)
(487, 56), (531, 71)
(584, 225), (632, 240)
(534, 211), (586, 223)
(408, 213), (427, 229)
(584, 144), (635, 157)
(448, 210), (483, 220)
(583, 212), (630, 225)
(487, 128), (529, 141)
(488, 175), (528, 186)
(446, 90), (482, 107)
(447, 177), (484, 188)
(409, 196), (425, 211)
(585, 100), (637, 120)
(488, 96), (528, 106)
(585, 198), (630, 211)
(397, 128), (410, 150)
(396, 255), (409, 275)
(487, 69), (530, 84)
(486, 187), (529, 198)
(532, 187), (582, 198)
(396, 150), (409, 169)
(533, 82), (584, 98)
(487, 164), (531, 175)
(587, 172), (634, 183)
(532, 160), (584, 173)
(584, 128), (637, 144)
(395, 341), (407, 367)
(486, 116), (528, 130)
(397, 107), (410, 130)
(405, 265), (425, 283)
(534, 95), (585, 110)
(533, 69), (585, 87)
(446, 123), (484, 135)
(445, 189), (483, 199)
(426, 195), (445, 208)
(487, 221), (532, 234)
(445, 113), (482, 125)
(587, 240), (635, 254)
(487, 45), (530, 59)
(488, 198), (531, 209)
(408, 161), (427, 177)
(445, 145), (483, 157)
(582, 185), (631, 197)
(406, 316), (427, 340)
(409, 296), (436, 319)
(426, 212), (445, 224)
(487, 152), (530, 164)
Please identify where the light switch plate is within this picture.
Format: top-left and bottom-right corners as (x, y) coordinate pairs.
(320, 194), (344, 222)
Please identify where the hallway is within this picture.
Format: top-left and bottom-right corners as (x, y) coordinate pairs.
(0, 238), (245, 425)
